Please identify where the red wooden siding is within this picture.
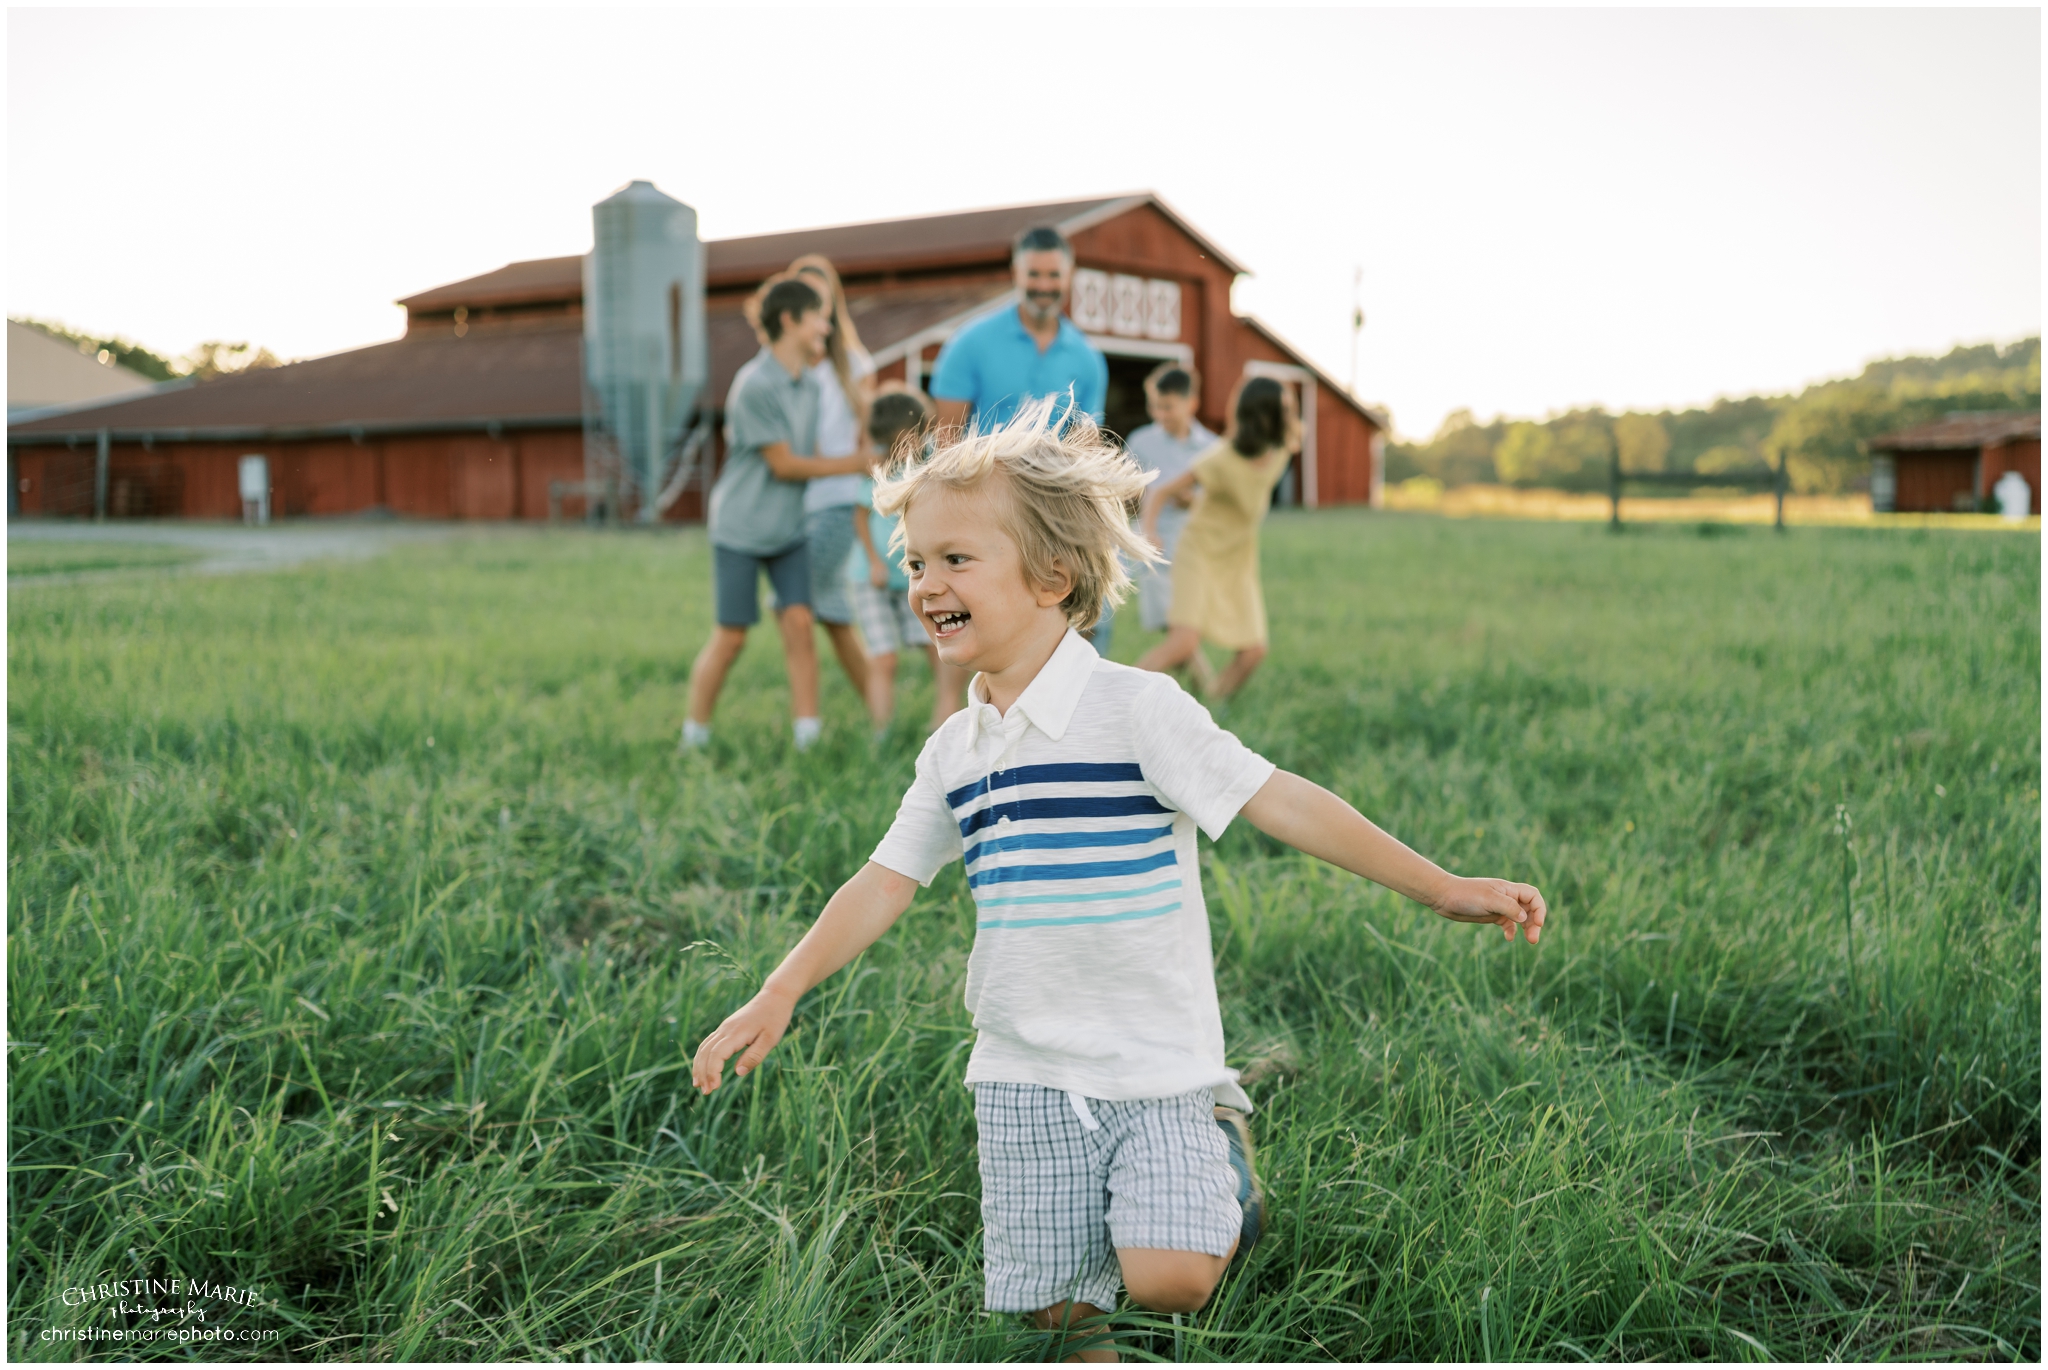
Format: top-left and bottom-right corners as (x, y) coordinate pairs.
(1893, 452), (1978, 513)
(1981, 437), (2040, 512)
(11, 431), (590, 521)
(1892, 438), (2040, 513)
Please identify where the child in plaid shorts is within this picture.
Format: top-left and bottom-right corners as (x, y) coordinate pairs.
(694, 399), (1549, 1354)
(847, 387), (948, 738)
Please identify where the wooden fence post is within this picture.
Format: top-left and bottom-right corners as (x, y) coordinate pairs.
(94, 429), (109, 522)
(1609, 440), (1622, 529)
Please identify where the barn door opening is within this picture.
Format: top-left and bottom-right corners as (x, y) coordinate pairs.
(1083, 339), (1195, 448)
(1101, 355), (1156, 447)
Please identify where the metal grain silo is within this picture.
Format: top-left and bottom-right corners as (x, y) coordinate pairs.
(582, 180), (706, 522)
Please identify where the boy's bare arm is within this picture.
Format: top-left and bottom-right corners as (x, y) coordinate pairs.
(933, 399), (971, 438)
(1140, 468), (1199, 545)
(691, 862), (920, 1093)
(759, 441), (871, 481)
(1239, 770), (1546, 943)
(852, 505), (890, 587)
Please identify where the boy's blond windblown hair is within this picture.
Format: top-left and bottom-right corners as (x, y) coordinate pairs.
(871, 395), (1159, 631)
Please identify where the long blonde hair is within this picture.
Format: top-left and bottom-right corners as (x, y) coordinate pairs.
(789, 253), (869, 424)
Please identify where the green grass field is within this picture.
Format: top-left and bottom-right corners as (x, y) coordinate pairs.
(8, 512), (2038, 1361)
(8, 540), (204, 579)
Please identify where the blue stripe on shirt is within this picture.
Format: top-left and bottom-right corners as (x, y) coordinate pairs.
(963, 823), (1172, 869)
(965, 847), (1180, 889)
(958, 793), (1170, 838)
(977, 901), (1182, 931)
(945, 762), (1146, 810)
(974, 878), (1183, 910)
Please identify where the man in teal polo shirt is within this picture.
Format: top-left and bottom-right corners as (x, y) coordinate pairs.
(931, 224), (1114, 652)
(931, 225), (1108, 436)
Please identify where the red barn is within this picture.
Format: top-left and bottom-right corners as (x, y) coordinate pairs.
(9, 193), (1385, 520)
(1869, 410), (2041, 514)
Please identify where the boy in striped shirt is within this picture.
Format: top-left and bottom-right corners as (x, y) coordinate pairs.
(692, 399), (1548, 1352)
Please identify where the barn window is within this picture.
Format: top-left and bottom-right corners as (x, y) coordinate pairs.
(1071, 269), (1110, 331)
(1144, 280), (1181, 340)
(1110, 275), (1146, 336)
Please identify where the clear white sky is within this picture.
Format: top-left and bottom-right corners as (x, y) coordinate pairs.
(8, 6), (2040, 438)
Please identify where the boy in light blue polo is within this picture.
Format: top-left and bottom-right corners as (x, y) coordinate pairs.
(1125, 363), (1216, 633)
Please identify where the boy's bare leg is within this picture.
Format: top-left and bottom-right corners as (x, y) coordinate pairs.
(774, 604), (821, 720)
(1030, 1300), (1116, 1363)
(864, 650), (899, 729)
(1118, 1246), (1234, 1314)
(822, 620), (869, 696)
(1029, 1242), (1233, 1364)
(931, 657), (971, 729)
(686, 626), (750, 725)
(1210, 643), (1268, 701)
(1134, 625), (1203, 675)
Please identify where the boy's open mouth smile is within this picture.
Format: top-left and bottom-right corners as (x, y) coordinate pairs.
(928, 610), (971, 638)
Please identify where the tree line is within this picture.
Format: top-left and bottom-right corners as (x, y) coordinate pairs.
(1387, 337), (2041, 495)
(10, 317), (282, 383)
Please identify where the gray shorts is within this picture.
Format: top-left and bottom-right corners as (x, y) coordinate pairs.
(712, 541), (809, 628)
(848, 575), (925, 655)
(804, 507), (857, 626)
(972, 1082), (1241, 1314)
(1135, 510), (1188, 632)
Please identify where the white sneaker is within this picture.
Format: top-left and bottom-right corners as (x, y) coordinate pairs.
(679, 721), (711, 751)
(793, 717), (822, 751)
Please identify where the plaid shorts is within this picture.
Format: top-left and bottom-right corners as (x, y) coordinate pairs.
(848, 575), (926, 655)
(972, 1082), (1242, 1313)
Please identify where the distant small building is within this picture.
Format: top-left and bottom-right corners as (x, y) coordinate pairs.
(8, 192), (1387, 521)
(8, 320), (155, 418)
(1869, 410), (2040, 514)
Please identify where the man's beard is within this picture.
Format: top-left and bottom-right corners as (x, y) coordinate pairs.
(1022, 290), (1064, 322)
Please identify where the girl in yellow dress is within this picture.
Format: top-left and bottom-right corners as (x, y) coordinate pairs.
(1134, 376), (1300, 699)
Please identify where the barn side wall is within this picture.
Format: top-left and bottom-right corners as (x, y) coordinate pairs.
(1227, 326), (1381, 508)
(1980, 437), (2040, 512)
(10, 429), (587, 521)
(1892, 451), (1978, 513)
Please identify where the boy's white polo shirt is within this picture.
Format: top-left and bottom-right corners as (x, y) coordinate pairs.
(872, 628), (1274, 1110)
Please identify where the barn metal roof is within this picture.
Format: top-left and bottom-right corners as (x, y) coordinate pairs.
(7, 314), (585, 442)
(397, 256), (584, 314)
(695, 194), (1205, 286)
(1868, 410), (2041, 452)
(8, 282), (1014, 443)
(395, 193), (1246, 313)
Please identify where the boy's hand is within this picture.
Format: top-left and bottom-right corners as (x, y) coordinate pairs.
(692, 988), (796, 1093)
(868, 556), (890, 589)
(1430, 876), (1547, 944)
(687, 863), (918, 1096)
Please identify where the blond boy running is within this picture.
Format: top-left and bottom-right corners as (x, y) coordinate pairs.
(692, 401), (1548, 1355)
